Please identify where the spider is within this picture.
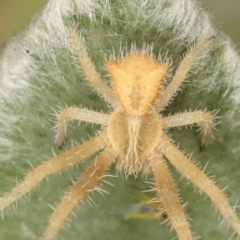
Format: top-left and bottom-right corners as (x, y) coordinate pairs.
(0, 24), (240, 240)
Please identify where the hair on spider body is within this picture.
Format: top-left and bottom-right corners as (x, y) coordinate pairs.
(0, 26), (239, 240)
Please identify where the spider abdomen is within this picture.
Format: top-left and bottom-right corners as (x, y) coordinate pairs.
(106, 52), (168, 116)
(107, 109), (162, 174)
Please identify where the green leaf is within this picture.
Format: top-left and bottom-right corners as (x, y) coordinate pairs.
(0, 0), (240, 239)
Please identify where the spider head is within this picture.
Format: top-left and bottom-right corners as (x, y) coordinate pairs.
(106, 52), (169, 116)
(107, 110), (163, 175)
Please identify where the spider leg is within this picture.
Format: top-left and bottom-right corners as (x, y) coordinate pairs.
(68, 25), (117, 107)
(0, 131), (107, 212)
(41, 148), (116, 240)
(156, 37), (213, 111)
(162, 110), (215, 150)
(56, 107), (109, 147)
(160, 133), (240, 236)
(150, 154), (193, 240)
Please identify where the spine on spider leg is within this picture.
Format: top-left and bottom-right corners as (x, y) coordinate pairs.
(157, 37), (213, 111)
(55, 107), (109, 147)
(41, 149), (115, 240)
(67, 26), (116, 106)
(150, 155), (194, 240)
(199, 111), (215, 151)
(0, 133), (106, 212)
(162, 110), (215, 151)
(161, 137), (240, 236)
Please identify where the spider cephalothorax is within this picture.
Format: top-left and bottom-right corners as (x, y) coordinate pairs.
(0, 25), (240, 240)
(107, 109), (162, 175)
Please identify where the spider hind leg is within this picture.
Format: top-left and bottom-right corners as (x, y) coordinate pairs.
(68, 26), (117, 106)
(156, 37), (213, 111)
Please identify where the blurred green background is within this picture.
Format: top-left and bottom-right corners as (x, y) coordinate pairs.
(0, 0), (240, 50)
(0, 0), (48, 49)
(201, 0), (240, 48)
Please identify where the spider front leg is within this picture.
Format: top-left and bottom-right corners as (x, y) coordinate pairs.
(150, 154), (193, 240)
(42, 148), (116, 240)
(162, 110), (215, 150)
(56, 107), (109, 147)
(68, 25), (117, 106)
(156, 37), (213, 111)
(0, 131), (107, 212)
(161, 134), (240, 236)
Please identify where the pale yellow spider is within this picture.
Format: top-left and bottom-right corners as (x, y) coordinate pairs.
(0, 25), (240, 240)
